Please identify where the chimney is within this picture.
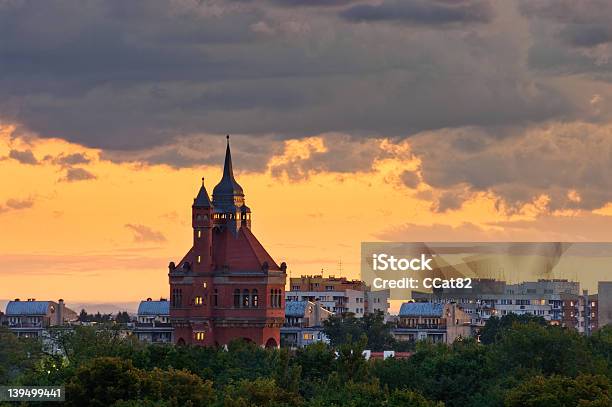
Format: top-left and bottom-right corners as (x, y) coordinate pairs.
(58, 299), (65, 326)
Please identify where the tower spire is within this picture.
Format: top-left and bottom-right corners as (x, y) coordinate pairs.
(223, 134), (234, 180)
(213, 135), (244, 202)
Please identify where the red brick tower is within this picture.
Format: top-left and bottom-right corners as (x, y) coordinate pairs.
(169, 136), (286, 347)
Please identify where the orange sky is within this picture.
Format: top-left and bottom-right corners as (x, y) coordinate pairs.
(1, 123), (612, 307)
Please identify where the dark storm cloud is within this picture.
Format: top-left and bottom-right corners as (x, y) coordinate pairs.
(408, 123), (612, 211)
(560, 25), (612, 48)
(520, 1), (612, 48)
(341, 0), (494, 25)
(0, 0), (578, 158)
(270, 0), (359, 6)
(517, 1), (612, 81)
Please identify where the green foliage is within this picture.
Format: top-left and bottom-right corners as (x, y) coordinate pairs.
(505, 374), (611, 407)
(2, 315), (611, 406)
(479, 313), (547, 345)
(65, 357), (215, 407)
(492, 322), (603, 377)
(116, 311), (132, 324)
(323, 311), (398, 351)
(0, 326), (44, 384)
(220, 377), (302, 407)
(65, 357), (141, 407)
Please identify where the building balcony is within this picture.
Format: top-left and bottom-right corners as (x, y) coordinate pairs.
(135, 322), (172, 328)
(8, 322), (45, 328)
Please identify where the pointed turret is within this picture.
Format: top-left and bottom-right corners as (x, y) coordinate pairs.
(194, 177), (212, 208)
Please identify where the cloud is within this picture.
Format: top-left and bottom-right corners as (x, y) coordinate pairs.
(47, 152), (91, 167)
(0, 252), (167, 275)
(399, 170), (420, 189)
(0, 197), (35, 214)
(341, 0), (494, 25)
(519, 0), (612, 47)
(518, 1), (612, 79)
(125, 224), (167, 243)
(270, 0), (358, 6)
(61, 167), (96, 182)
(408, 122), (612, 211)
(0, 0), (576, 161)
(8, 149), (38, 164)
(376, 212), (612, 242)
(268, 134), (396, 180)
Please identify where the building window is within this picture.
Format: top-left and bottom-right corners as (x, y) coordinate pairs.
(197, 255), (201, 263)
(194, 296), (203, 305)
(270, 289), (282, 308)
(252, 289), (259, 307)
(243, 289), (250, 307)
(213, 289), (218, 306)
(197, 230), (202, 238)
(203, 282), (207, 289)
(195, 332), (205, 341)
(234, 289), (241, 308)
(171, 288), (183, 307)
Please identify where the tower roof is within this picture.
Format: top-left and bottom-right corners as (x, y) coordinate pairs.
(194, 178), (212, 208)
(213, 135), (244, 199)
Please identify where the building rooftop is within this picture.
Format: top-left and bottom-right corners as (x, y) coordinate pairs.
(6, 301), (52, 316)
(399, 302), (444, 317)
(285, 301), (309, 317)
(138, 300), (170, 316)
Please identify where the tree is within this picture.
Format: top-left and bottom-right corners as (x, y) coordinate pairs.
(492, 322), (598, 377)
(336, 334), (369, 382)
(65, 357), (141, 407)
(220, 377), (303, 407)
(116, 311), (131, 324)
(295, 342), (336, 381)
(479, 313), (547, 345)
(0, 326), (43, 384)
(505, 374), (611, 407)
(323, 311), (396, 351)
(140, 367), (215, 407)
(388, 389), (444, 407)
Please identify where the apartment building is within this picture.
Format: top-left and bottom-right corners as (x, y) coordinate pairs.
(599, 282), (612, 328)
(286, 275), (390, 319)
(393, 302), (471, 344)
(281, 300), (333, 348)
(133, 298), (173, 343)
(4, 298), (77, 338)
(412, 279), (598, 333)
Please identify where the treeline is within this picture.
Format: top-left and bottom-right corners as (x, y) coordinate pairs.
(0, 315), (611, 406)
(78, 309), (131, 324)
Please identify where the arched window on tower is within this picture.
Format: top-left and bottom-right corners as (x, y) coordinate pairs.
(234, 289), (240, 308)
(243, 289), (250, 307)
(213, 289), (218, 307)
(270, 289), (274, 308)
(252, 289), (258, 307)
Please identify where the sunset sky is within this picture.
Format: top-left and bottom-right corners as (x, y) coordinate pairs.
(2, 0), (612, 306)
